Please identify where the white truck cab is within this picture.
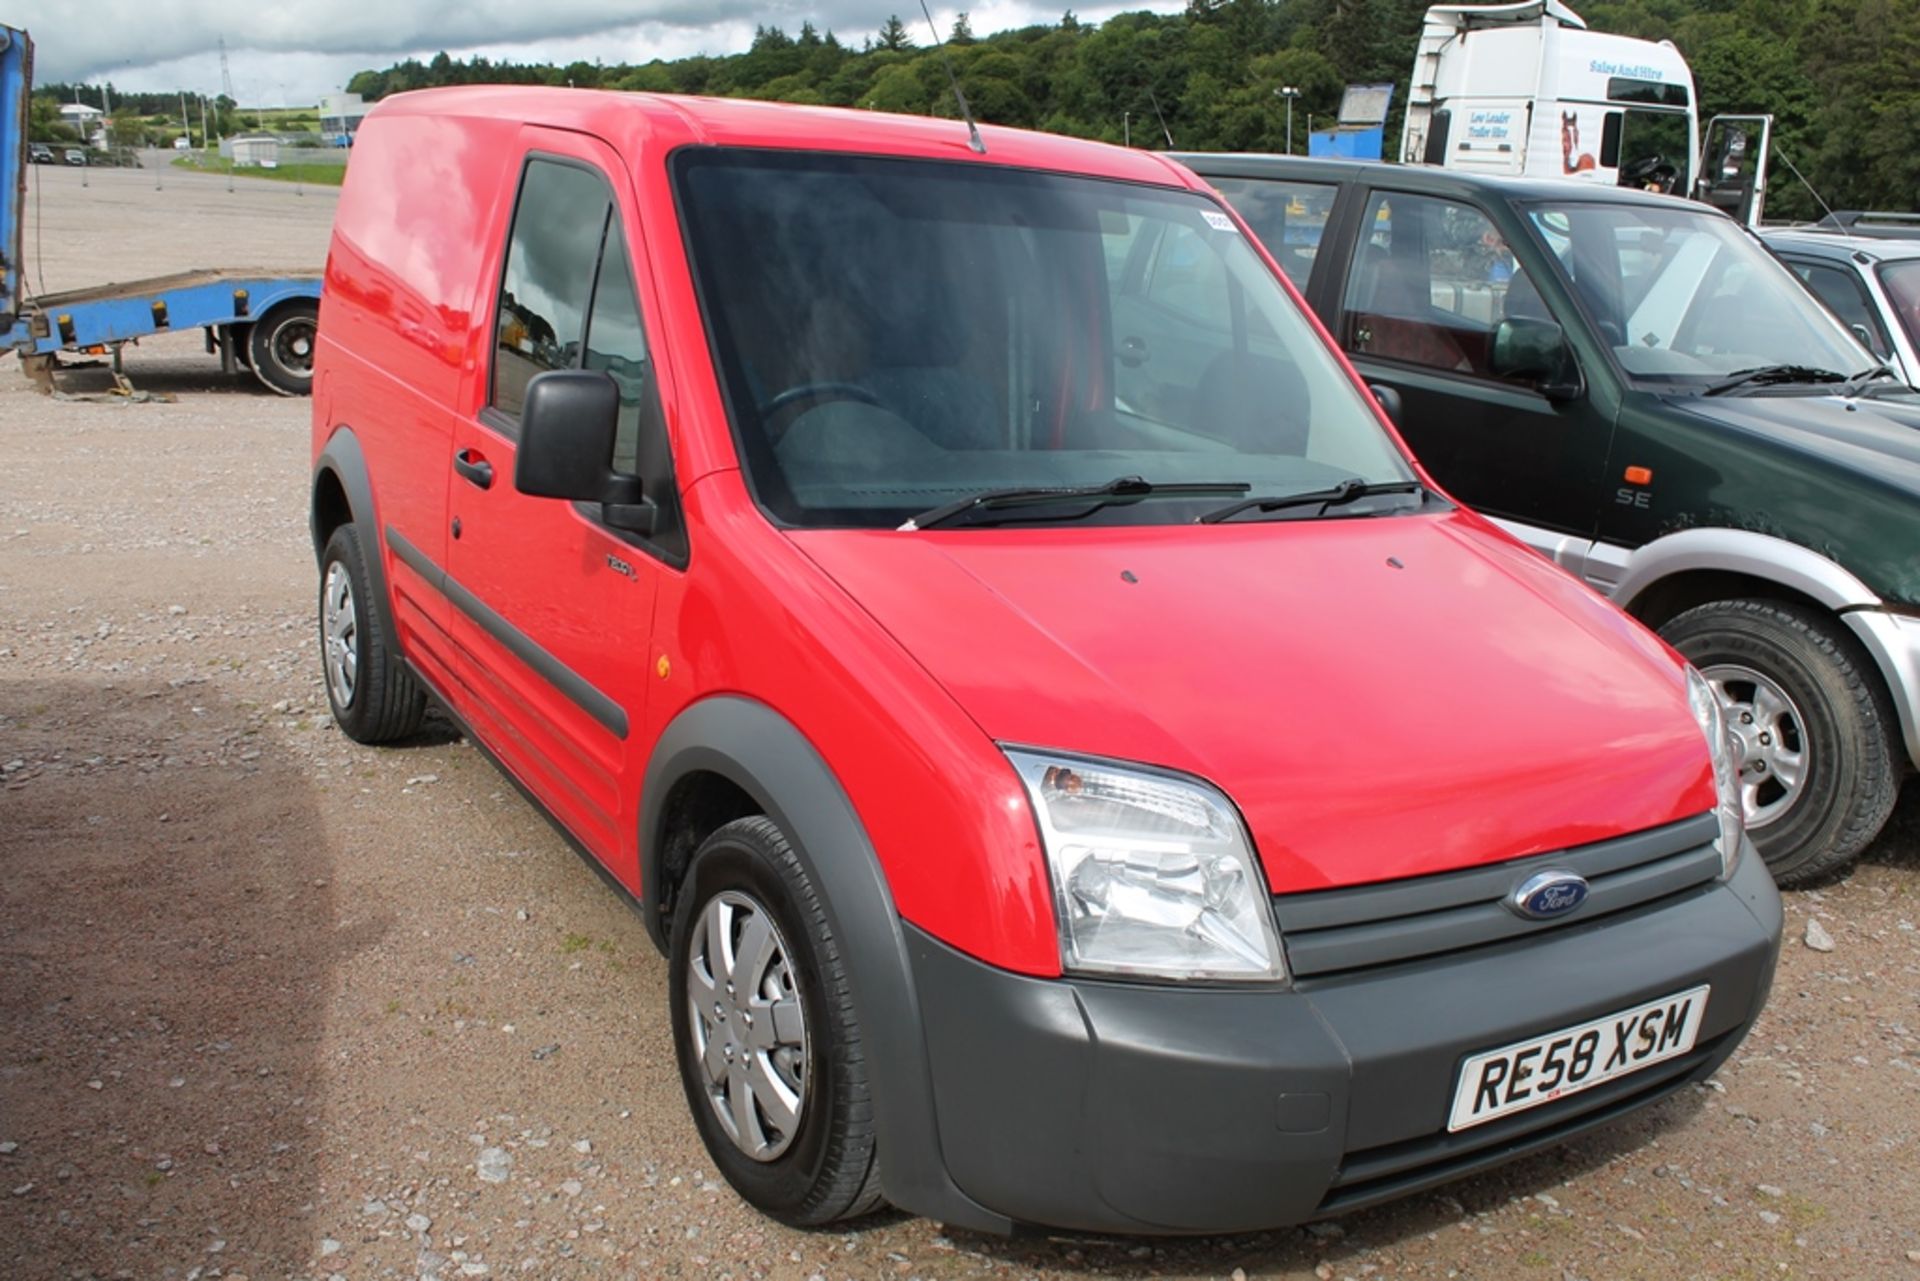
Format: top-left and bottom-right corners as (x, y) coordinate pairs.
(1400, 0), (1772, 223)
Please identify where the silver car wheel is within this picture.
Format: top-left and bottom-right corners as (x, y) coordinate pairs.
(1705, 662), (1807, 830)
(685, 890), (809, 1161)
(322, 560), (359, 710)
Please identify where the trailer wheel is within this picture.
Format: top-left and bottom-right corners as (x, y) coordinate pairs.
(250, 300), (319, 396)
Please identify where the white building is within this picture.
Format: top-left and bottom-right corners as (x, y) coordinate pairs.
(59, 101), (106, 145)
(318, 91), (369, 145)
(226, 133), (280, 167)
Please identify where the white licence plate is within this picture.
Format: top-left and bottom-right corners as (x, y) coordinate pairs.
(1448, 985), (1710, 1132)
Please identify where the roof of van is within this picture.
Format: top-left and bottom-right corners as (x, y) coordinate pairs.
(1174, 152), (1721, 213)
(365, 86), (1204, 192)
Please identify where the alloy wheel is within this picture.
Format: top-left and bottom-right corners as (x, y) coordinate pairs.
(1705, 661), (1807, 830)
(322, 561), (358, 709)
(684, 890), (810, 1161)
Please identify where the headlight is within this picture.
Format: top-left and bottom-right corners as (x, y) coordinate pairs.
(1685, 667), (1745, 877)
(1005, 749), (1286, 983)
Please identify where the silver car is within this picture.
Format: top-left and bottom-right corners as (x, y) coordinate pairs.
(1762, 227), (1920, 387)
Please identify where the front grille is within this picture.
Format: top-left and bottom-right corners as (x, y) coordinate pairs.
(1275, 813), (1722, 980)
(1315, 1030), (1731, 1216)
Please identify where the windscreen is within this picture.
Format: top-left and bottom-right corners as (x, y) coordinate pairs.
(673, 149), (1410, 528)
(1526, 200), (1874, 384)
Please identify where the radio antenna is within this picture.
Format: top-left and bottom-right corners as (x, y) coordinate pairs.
(917, 0), (986, 154)
(1769, 143), (1835, 224)
(1146, 87), (1174, 147)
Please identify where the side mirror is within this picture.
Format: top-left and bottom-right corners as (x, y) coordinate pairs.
(1368, 383), (1404, 427)
(1491, 317), (1581, 401)
(515, 369), (656, 535)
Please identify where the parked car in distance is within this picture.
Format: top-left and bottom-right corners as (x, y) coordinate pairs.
(1804, 210), (1920, 241)
(62, 147), (84, 165)
(1185, 152), (1920, 884)
(314, 90), (1781, 1236)
(28, 141), (53, 164)
(1761, 228), (1920, 387)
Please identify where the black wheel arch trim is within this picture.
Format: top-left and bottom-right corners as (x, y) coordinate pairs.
(312, 427), (388, 609)
(639, 694), (1010, 1233)
(383, 525), (628, 740)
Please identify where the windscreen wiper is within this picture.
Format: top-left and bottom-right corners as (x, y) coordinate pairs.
(1703, 365), (1848, 396)
(1838, 364), (1902, 396)
(1198, 478), (1427, 525)
(899, 476), (1250, 531)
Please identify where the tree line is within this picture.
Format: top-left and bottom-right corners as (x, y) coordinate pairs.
(38, 0), (1920, 214)
(342, 0), (1914, 217)
(28, 89), (248, 150)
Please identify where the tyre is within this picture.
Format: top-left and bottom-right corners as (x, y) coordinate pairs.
(668, 816), (885, 1226)
(249, 300), (319, 396)
(319, 523), (426, 744)
(1660, 598), (1898, 884)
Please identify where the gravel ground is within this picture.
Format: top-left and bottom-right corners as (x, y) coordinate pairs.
(2, 161), (1918, 1281)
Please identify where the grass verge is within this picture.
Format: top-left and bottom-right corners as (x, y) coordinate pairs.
(170, 154), (347, 186)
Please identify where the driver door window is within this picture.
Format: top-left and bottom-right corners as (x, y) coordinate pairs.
(1341, 192), (1513, 379)
(491, 159), (609, 419)
(488, 158), (685, 562)
(584, 224), (686, 561)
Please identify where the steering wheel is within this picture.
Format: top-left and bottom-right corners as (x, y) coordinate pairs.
(758, 381), (882, 440)
(1622, 154), (1678, 193)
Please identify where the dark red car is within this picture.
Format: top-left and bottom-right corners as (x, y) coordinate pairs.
(310, 89), (1781, 1235)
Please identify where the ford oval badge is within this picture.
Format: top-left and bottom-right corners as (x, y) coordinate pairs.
(1508, 870), (1589, 921)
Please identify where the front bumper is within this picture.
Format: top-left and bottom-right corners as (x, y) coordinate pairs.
(904, 843), (1781, 1235)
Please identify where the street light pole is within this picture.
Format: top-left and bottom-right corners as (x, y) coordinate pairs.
(1277, 85), (1301, 155)
(1123, 110), (1131, 147)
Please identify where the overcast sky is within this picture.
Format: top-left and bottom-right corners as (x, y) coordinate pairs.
(18, 1), (1177, 103)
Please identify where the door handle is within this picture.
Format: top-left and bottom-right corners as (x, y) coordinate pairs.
(453, 449), (493, 490)
(1119, 335), (1149, 368)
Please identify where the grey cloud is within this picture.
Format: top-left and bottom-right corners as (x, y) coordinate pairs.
(20, 0), (1168, 95)
(21, 0), (883, 82)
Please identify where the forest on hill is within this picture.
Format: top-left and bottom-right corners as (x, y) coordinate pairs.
(47, 0), (1920, 216)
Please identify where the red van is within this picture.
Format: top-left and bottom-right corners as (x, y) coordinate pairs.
(310, 89), (1781, 1235)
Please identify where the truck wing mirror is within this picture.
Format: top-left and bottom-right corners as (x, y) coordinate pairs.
(515, 369), (657, 535)
(1491, 318), (1581, 402)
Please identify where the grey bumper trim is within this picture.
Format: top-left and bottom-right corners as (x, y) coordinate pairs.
(907, 847), (1780, 1235)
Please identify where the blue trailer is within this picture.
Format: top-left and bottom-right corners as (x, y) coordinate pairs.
(0, 24), (322, 395)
